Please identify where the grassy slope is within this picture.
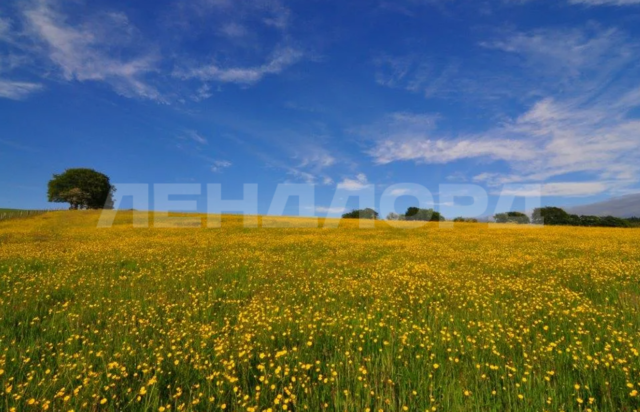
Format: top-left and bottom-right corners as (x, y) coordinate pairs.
(0, 209), (49, 222)
(0, 211), (639, 411)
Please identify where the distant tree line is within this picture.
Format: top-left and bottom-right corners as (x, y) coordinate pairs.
(627, 217), (640, 227)
(341, 208), (379, 220)
(342, 205), (639, 227)
(343, 207), (445, 221)
(531, 207), (637, 228)
(490, 207), (638, 228)
(453, 217), (479, 223)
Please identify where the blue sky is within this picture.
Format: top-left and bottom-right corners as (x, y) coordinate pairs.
(1, 0), (639, 217)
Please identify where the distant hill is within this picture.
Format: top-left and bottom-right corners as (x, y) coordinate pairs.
(567, 193), (640, 218)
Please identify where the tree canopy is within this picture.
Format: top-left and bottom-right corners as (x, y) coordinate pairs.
(532, 207), (568, 225)
(384, 207), (446, 222)
(48, 168), (115, 210)
(342, 208), (379, 219)
(454, 217), (479, 223)
(494, 211), (531, 224)
(403, 207), (445, 222)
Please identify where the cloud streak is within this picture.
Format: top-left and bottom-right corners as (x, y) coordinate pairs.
(500, 182), (609, 197)
(0, 79), (43, 100)
(364, 26), (640, 195)
(21, 0), (163, 101)
(0, 16), (10, 39)
(211, 160), (232, 172)
(173, 47), (303, 84)
(568, 0), (640, 5)
(0, 0), (305, 102)
(337, 173), (369, 191)
(315, 206), (347, 214)
(181, 130), (208, 145)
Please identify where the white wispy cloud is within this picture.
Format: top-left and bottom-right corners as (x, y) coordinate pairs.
(368, 94), (640, 191)
(173, 46), (303, 84)
(21, 0), (162, 101)
(191, 83), (215, 101)
(181, 130), (208, 145)
(211, 160), (232, 172)
(568, 0), (640, 5)
(500, 182), (609, 197)
(337, 173), (369, 191)
(284, 167), (334, 186)
(0, 15), (10, 39)
(260, 1), (291, 29)
(357, 111), (440, 136)
(374, 54), (460, 99)
(480, 27), (633, 91)
(0, 79), (43, 100)
(322, 176), (334, 185)
(296, 151), (336, 170)
(264, 133), (339, 186)
(388, 188), (413, 196)
(219, 22), (248, 38)
(0, 137), (37, 151)
(213, 119), (340, 186)
(362, 112), (533, 165)
(315, 206), (347, 214)
(373, 52), (519, 107)
(370, 133), (535, 165)
(365, 26), (640, 195)
(374, 54), (414, 88)
(288, 162), (335, 186)
(168, 0), (299, 87)
(507, 0), (640, 6)
(1, 0), (306, 101)
(286, 168), (317, 184)
(0, 15), (43, 100)
(0, 53), (30, 74)
(189, 0), (291, 30)
(266, 142), (337, 186)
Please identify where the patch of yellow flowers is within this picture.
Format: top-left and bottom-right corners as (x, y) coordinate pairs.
(0, 211), (639, 411)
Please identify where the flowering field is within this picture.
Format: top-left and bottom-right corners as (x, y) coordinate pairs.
(1, 211), (639, 412)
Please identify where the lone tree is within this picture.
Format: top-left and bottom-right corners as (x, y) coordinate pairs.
(58, 188), (91, 210)
(48, 168), (115, 210)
